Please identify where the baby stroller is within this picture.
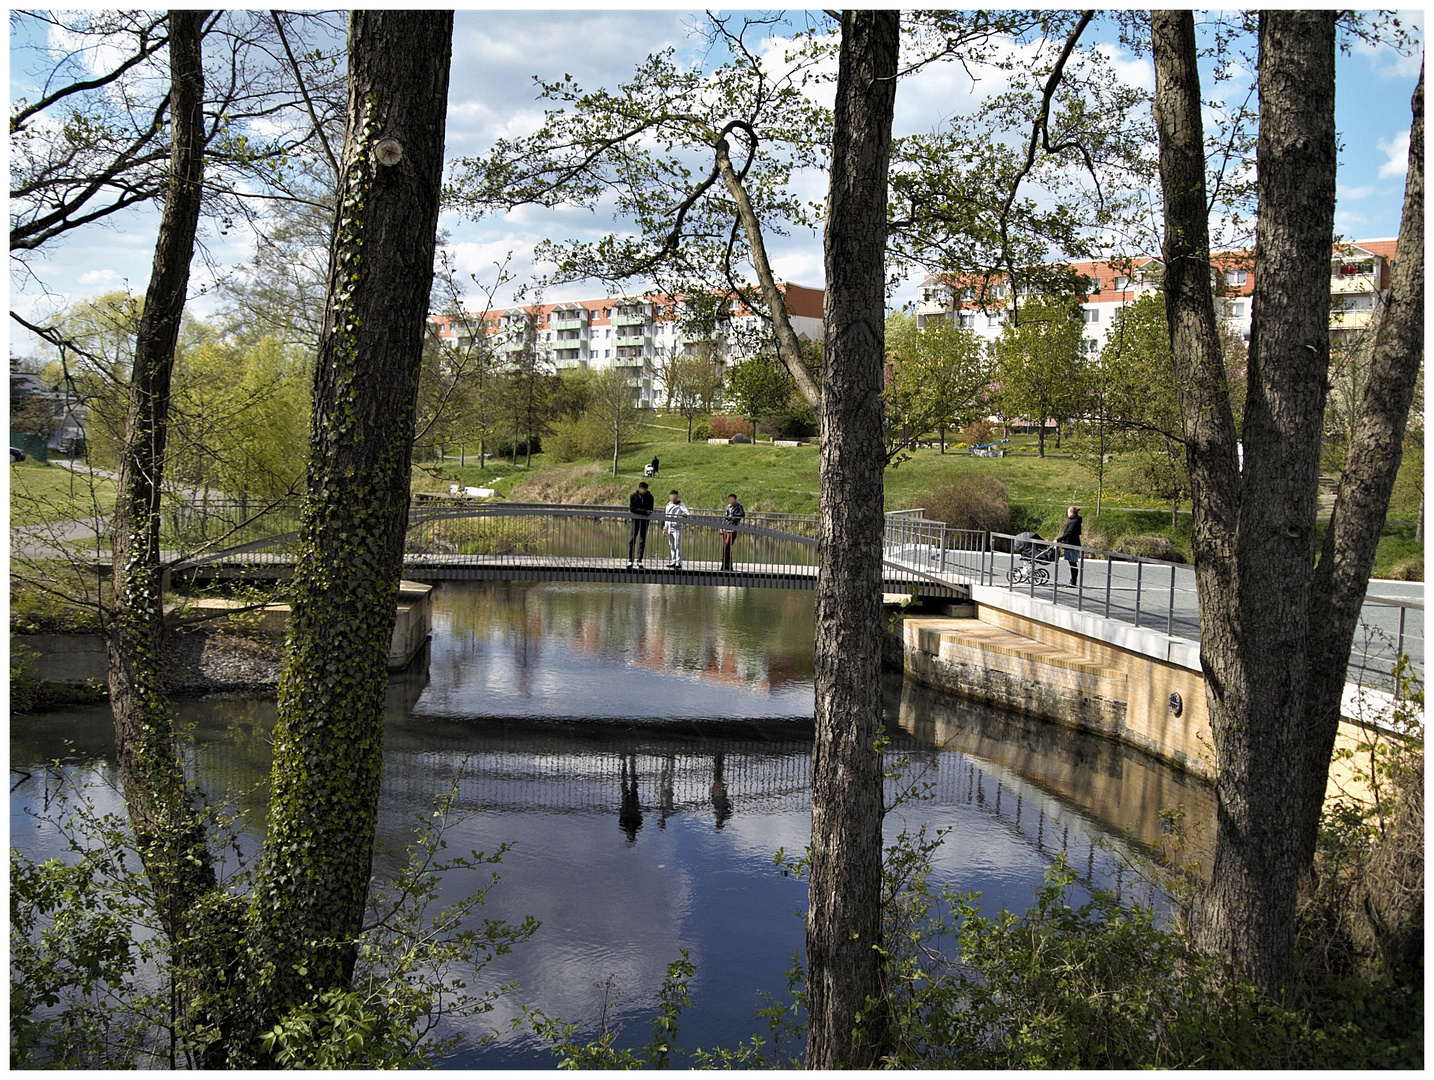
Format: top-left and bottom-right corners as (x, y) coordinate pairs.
(644, 456), (660, 478)
(1007, 531), (1056, 585)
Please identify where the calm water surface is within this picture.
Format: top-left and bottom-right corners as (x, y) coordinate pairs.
(10, 581), (1214, 1067)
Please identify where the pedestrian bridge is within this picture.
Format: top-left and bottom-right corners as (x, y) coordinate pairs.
(163, 498), (1421, 695)
(171, 500), (981, 599)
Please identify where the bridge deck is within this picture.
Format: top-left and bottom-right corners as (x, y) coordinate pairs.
(147, 550), (967, 597)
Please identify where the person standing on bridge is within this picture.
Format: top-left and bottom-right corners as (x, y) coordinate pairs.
(627, 481), (655, 569)
(1055, 505), (1083, 586)
(720, 492), (745, 572)
(663, 489), (690, 569)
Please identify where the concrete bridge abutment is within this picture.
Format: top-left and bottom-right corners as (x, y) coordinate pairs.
(887, 585), (1399, 803)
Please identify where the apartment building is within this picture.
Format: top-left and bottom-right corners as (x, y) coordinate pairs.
(431, 283), (825, 408)
(914, 238), (1398, 356)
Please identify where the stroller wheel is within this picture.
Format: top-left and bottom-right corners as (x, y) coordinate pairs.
(1033, 568), (1050, 586)
(1006, 567), (1024, 584)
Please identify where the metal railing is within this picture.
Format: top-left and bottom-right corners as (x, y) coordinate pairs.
(172, 499), (958, 593)
(982, 530), (1201, 639)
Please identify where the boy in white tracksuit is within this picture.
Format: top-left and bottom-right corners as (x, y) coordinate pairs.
(663, 490), (690, 569)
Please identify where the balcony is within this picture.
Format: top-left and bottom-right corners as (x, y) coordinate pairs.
(613, 353), (646, 367)
(553, 317), (588, 331)
(613, 333), (650, 347)
(614, 312), (650, 326)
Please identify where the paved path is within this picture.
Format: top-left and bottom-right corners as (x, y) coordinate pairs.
(886, 543), (1423, 695)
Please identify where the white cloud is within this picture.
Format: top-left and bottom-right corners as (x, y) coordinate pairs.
(77, 268), (124, 287)
(1347, 11), (1425, 79)
(1337, 184), (1376, 201)
(1377, 130), (1410, 178)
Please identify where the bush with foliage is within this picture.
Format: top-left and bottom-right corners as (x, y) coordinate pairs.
(707, 414), (745, 440)
(544, 415), (609, 462)
(691, 419), (712, 441)
(915, 475), (1012, 534)
(961, 419), (998, 446)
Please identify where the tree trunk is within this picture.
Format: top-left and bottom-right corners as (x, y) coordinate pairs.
(805, 10), (898, 1069)
(240, 9), (452, 1050)
(1299, 65), (1424, 868)
(1154, 9), (1337, 996)
(1036, 423), (1045, 457)
(107, 7), (211, 950)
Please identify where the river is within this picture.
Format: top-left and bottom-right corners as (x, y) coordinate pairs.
(9, 580), (1215, 1067)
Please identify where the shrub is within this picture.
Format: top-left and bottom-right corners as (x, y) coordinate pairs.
(708, 414), (746, 440)
(917, 475), (1011, 534)
(961, 419), (998, 446)
(544, 416), (608, 463)
(691, 420), (712, 441)
(1111, 534), (1186, 563)
(775, 415), (817, 439)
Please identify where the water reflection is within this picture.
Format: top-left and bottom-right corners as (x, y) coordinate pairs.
(420, 581), (815, 719)
(10, 581), (1216, 1068)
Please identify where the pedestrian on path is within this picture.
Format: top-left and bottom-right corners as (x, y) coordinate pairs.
(1055, 505), (1083, 586)
(720, 492), (745, 571)
(627, 481), (654, 568)
(663, 489), (690, 569)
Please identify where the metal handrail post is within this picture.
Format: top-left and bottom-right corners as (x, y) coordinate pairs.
(1168, 564), (1175, 635)
(1134, 559), (1143, 629)
(1076, 547), (1084, 611)
(1396, 606), (1408, 701)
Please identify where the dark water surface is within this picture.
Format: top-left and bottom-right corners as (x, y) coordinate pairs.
(10, 581), (1214, 1067)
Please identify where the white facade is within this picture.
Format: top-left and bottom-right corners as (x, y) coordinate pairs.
(433, 284), (825, 408)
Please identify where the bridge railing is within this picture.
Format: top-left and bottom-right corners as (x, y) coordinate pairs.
(404, 500), (825, 580)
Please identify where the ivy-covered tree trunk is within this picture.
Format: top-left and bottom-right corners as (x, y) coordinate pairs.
(106, 7), (212, 947)
(1153, 10), (1338, 996)
(240, 8), (453, 1043)
(1300, 65), (1424, 868)
(805, 10), (898, 1068)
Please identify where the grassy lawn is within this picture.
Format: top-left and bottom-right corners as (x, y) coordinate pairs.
(10, 459), (117, 526)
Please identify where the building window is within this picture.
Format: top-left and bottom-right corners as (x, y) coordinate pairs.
(990, 284), (1006, 298)
(987, 313), (1003, 327)
(1224, 269), (1247, 286)
(958, 312), (975, 328)
(1084, 308), (1099, 323)
(1115, 275), (1129, 290)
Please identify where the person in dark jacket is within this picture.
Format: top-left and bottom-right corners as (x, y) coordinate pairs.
(627, 481), (654, 568)
(1055, 505), (1083, 585)
(720, 492), (745, 571)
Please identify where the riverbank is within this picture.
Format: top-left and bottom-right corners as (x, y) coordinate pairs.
(12, 629), (284, 710)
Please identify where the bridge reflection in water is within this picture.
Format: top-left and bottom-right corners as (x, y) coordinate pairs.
(146, 676), (1213, 902)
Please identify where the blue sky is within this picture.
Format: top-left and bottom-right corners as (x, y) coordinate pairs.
(9, 9), (1423, 355)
